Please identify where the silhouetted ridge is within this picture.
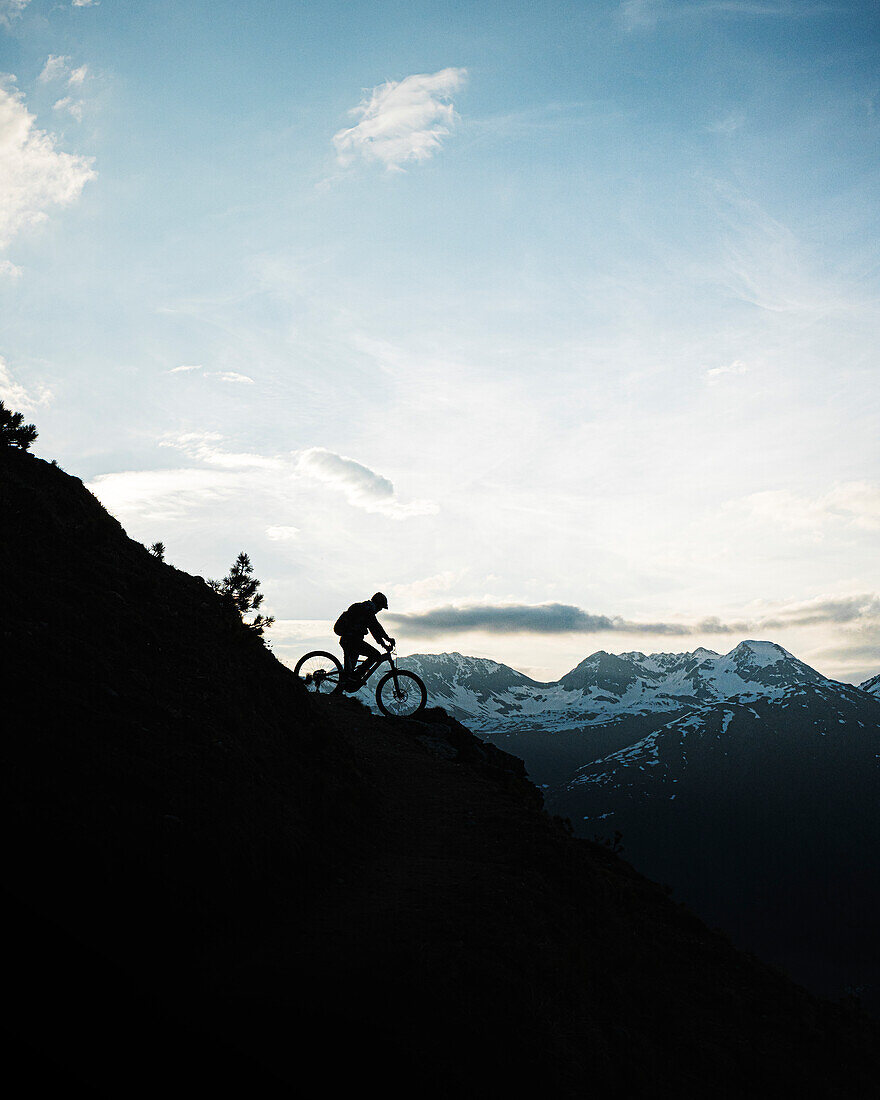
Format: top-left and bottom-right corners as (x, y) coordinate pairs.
(3, 445), (879, 1097)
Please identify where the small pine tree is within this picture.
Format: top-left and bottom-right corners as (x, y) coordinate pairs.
(149, 542), (166, 561)
(0, 401), (38, 451)
(209, 551), (275, 636)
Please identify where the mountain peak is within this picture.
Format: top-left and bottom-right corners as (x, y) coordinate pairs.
(730, 640), (794, 665)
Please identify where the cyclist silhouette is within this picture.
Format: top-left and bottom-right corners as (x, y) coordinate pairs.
(333, 591), (395, 691)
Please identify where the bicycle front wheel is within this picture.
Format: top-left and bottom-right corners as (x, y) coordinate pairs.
(375, 670), (427, 719)
(293, 650), (343, 695)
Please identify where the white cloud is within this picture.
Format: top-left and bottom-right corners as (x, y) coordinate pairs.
(87, 468), (246, 522)
(731, 482), (880, 533)
(208, 370), (254, 384)
(72, 1), (98, 8)
(333, 67), (466, 172)
(164, 364), (254, 384)
(39, 55), (71, 83)
(297, 446), (437, 517)
(0, 355), (52, 410)
(705, 359), (750, 383)
(161, 431), (282, 470)
(39, 56), (88, 88)
(0, 79), (96, 250)
(265, 525), (300, 541)
(0, 258), (21, 277)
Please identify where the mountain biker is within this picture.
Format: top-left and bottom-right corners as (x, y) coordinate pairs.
(334, 592), (395, 691)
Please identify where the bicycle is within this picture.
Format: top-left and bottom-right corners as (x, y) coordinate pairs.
(293, 644), (427, 719)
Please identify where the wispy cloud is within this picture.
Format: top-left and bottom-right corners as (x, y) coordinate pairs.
(91, 434), (437, 524)
(53, 96), (84, 122)
(0, 79), (95, 250)
(297, 447), (437, 517)
(729, 482), (880, 533)
(0, 355), (52, 410)
(620, 0), (830, 32)
(87, 468), (246, 522)
(0, 1), (29, 27)
(333, 67), (466, 172)
(209, 371), (254, 384)
(705, 358), (750, 383)
(164, 364), (254, 384)
(265, 525), (300, 541)
(39, 55), (71, 83)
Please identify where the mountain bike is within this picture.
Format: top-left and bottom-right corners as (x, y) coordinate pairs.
(293, 645), (427, 719)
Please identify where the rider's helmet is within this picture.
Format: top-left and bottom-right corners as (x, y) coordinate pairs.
(371, 591), (388, 610)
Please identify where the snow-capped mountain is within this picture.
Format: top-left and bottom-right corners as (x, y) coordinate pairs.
(860, 671), (880, 697)
(397, 641), (880, 1007)
(399, 641), (830, 733)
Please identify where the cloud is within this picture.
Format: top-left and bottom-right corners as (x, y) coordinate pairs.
(94, 434), (435, 526)
(0, 258), (21, 278)
(53, 97), (84, 122)
(0, 355), (52, 410)
(38, 56), (88, 87)
(72, 0), (98, 7)
(333, 67), (466, 171)
(760, 594), (880, 629)
(0, 1), (29, 26)
(387, 602), (735, 637)
(388, 595), (880, 638)
(705, 359), (750, 383)
(297, 447), (437, 517)
(265, 525), (300, 541)
(39, 56), (71, 83)
(731, 482), (880, 533)
(87, 468), (247, 521)
(620, 1), (826, 31)
(208, 371), (254, 384)
(0, 79), (96, 250)
(161, 431), (282, 470)
(164, 364), (254, 384)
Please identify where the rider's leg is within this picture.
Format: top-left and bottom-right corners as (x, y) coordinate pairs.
(340, 637), (380, 687)
(340, 636), (362, 681)
(356, 641), (381, 677)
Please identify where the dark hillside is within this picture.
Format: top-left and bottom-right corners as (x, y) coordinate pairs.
(3, 446), (879, 1097)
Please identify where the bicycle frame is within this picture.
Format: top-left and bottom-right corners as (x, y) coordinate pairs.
(349, 647), (395, 688)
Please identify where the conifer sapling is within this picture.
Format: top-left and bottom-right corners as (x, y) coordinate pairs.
(209, 552), (275, 636)
(0, 401), (38, 451)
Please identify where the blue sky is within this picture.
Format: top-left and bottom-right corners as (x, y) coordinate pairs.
(2, 0), (879, 681)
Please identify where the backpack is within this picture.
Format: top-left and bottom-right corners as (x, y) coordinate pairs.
(333, 610), (349, 636)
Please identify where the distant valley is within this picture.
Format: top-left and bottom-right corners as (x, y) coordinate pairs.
(390, 643), (880, 1007)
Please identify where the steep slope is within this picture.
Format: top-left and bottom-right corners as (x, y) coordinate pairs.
(4, 445), (880, 1097)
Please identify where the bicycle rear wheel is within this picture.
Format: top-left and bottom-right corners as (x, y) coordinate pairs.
(294, 651), (343, 695)
(375, 670), (427, 719)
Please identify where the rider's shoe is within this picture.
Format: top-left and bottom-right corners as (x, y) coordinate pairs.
(340, 676), (359, 693)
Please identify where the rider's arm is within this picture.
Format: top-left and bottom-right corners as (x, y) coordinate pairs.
(368, 614), (392, 647)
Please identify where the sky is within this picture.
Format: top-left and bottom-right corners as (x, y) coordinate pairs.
(2, 0), (879, 683)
